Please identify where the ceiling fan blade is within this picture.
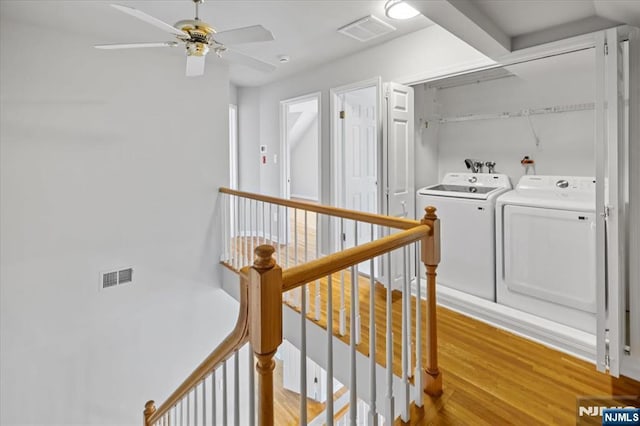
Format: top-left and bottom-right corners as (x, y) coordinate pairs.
(223, 49), (276, 73)
(111, 4), (187, 38)
(186, 55), (206, 77)
(213, 25), (274, 45)
(95, 41), (179, 50)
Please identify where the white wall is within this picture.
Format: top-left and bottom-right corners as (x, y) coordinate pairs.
(414, 86), (440, 192)
(230, 83), (239, 106)
(416, 48), (596, 187)
(0, 5), (234, 424)
(237, 87), (262, 192)
(239, 25), (492, 201)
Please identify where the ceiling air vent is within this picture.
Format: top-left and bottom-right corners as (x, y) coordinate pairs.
(101, 267), (134, 289)
(102, 271), (118, 289)
(338, 15), (396, 42)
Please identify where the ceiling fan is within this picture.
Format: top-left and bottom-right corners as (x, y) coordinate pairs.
(95, 0), (276, 77)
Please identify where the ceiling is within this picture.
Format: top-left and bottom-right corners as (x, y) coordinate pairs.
(409, 0), (640, 58)
(0, 1), (433, 87)
(3, 1), (640, 88)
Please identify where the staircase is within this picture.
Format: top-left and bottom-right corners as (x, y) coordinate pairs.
(142, 188), (442, 425)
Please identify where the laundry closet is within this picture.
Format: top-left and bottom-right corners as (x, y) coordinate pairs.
(409, 28), (639, 381)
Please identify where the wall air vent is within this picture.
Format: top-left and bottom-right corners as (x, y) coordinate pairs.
(101, 267), (134, 289)
(338, 15), (396, 42)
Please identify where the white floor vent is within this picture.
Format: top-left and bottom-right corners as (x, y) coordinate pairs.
(338, 15), (396, 42)
(101, 267), (134, 289)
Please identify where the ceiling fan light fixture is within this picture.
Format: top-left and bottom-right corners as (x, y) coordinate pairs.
(384, 0), (420, 20)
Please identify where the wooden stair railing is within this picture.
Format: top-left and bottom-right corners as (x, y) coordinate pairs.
(143, 189), (442, 426)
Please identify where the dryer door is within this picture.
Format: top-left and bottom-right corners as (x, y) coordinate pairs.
(503, 205), (597, 313)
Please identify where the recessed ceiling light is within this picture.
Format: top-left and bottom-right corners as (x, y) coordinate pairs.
(384, 0), (420, 20)
(278, 55), (290, 63)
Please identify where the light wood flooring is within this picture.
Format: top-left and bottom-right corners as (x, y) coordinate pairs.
(226, 208), (640, 425)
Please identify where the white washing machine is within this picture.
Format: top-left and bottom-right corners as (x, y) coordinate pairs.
(496, 175), (597, 333)
(417, 173), (512, 301)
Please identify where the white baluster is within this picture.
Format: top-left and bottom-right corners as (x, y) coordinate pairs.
(222, 359), (228, 425)
(401, 246), (410, 422)
(369, 225), (378, 426)
(225, 194), (230, 263)
(339, 219), (346, 336)
(243, 199), (248, 267)
(235, 196), (240, 270)
(234, 351), (240, 426)
(212, 370), (217, 425)
(315, 212), (321, 321)
(350, 261), (358, 425)
(221, 194), (227, 264)
(253, 200), (258, 260)
(261, 201), (265, 245)
(300, 283), (308, 425)
(187, 390), (190, 426)
(179, 399), (183, 426)
(385, 250), (394, 423)
(276, 204), (281, 264)
(248, 344), (255, 426)
(202, 378), (206, 426)
(414, 242), (423, 407)
(294, 208), (300, 306)
(269, 203), (273, 246)
(194, 381), (198, 426)
(304, 211), (310, 313)
(354, 220), (361, 346)
(326, 274), (334, 424)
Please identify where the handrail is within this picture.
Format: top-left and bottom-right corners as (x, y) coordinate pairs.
(281, 225), (431, 292)
(145, 270), (251, 425)
(219, 187), (420, 230)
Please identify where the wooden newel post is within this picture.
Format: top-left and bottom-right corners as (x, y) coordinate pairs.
(249, 245), (283, 426)
(143, 400), (156, 426)
(421, 206), (443, 397)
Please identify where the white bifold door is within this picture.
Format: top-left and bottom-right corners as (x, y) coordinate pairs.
(595, 26), (640, 380)
(383, 82), (415, 290)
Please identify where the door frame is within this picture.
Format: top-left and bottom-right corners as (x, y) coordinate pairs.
(229, 104), (239, 190)
(279, 92), (322, 201)
(329, 77), (383, 213)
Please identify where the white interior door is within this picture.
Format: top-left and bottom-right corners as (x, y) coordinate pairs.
(595, 28), (626, 376)
(341, 88), (378, 250)
(383, 82), (414, 289)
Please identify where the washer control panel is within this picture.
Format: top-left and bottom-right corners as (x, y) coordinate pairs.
(516, 175), (596, 197)
(442, 173), (512, 189)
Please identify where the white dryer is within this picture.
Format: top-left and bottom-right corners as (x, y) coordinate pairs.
(495, 175), (597, 333)
(417, 173), (512, 301)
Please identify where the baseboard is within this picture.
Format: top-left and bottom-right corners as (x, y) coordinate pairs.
(413, 278), (596, 363)
(290, 194), (319, 202)
(621, 354), (640, 381)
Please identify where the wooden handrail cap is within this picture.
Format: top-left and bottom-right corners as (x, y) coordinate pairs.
(144, 400), (156, 415)
(254, 245), (276, 270)
(424, 206), (438, 220)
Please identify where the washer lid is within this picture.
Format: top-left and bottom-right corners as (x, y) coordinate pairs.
(419, 184), (501, 200)
(418, 172), (512, 200)
(497, 175), (595, 211)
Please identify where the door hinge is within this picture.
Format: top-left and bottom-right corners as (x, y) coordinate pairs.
(600, 205), (610, 219)
(604, 42), (609, 56)
(339, 110), (345, 119)
(342, 232), (346, 242)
